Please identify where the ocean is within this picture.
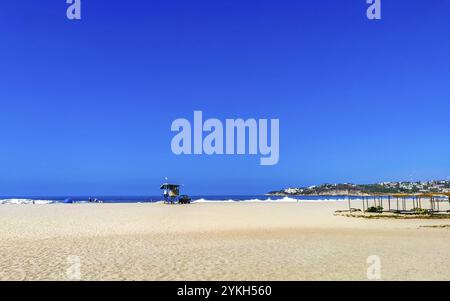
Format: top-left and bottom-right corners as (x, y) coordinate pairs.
(0, 195), (360, 205)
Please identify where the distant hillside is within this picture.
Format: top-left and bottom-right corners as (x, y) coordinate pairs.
(268, 180), (450, 196)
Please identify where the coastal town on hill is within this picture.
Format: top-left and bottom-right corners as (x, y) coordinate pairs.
(269, 180), (450, 196)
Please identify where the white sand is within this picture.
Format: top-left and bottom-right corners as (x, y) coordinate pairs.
(1, 201), (450, 280)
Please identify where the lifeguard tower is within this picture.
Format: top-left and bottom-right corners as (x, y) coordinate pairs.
(160, 183), (191, 204)
(160, 183), (179, 204)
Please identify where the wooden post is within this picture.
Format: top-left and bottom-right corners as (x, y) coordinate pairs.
(388, 196), (391, 211)
(347, 191), (351, 212)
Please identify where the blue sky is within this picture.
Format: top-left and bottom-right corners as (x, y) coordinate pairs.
(1, 1), (450, 196)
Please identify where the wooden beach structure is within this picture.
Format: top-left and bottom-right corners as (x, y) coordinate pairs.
(347, 192), (450, 215)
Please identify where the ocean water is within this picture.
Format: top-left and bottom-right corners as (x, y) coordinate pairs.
(0, 195), (361, 205)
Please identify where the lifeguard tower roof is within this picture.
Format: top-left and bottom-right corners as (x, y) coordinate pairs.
(160, 183), (180, 189)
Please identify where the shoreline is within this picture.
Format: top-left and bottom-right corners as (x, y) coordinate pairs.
(0, 196), (357, 205)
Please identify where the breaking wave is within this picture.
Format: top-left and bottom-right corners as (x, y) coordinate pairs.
(0, 199), (56, 205)
(0, 196), (352, 205)
(192, 196), (348, 203)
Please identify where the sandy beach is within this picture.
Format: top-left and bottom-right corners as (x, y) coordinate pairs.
(1, 201), (450, 281)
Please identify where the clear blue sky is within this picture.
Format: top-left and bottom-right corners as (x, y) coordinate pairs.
(1, 1), (450, 196)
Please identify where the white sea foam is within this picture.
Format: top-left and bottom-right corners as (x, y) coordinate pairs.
(193, 198), (237, 203)
(0, 197), (352, 205)
(192, 197), (349, 203)
(0, 199), (56, 205)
